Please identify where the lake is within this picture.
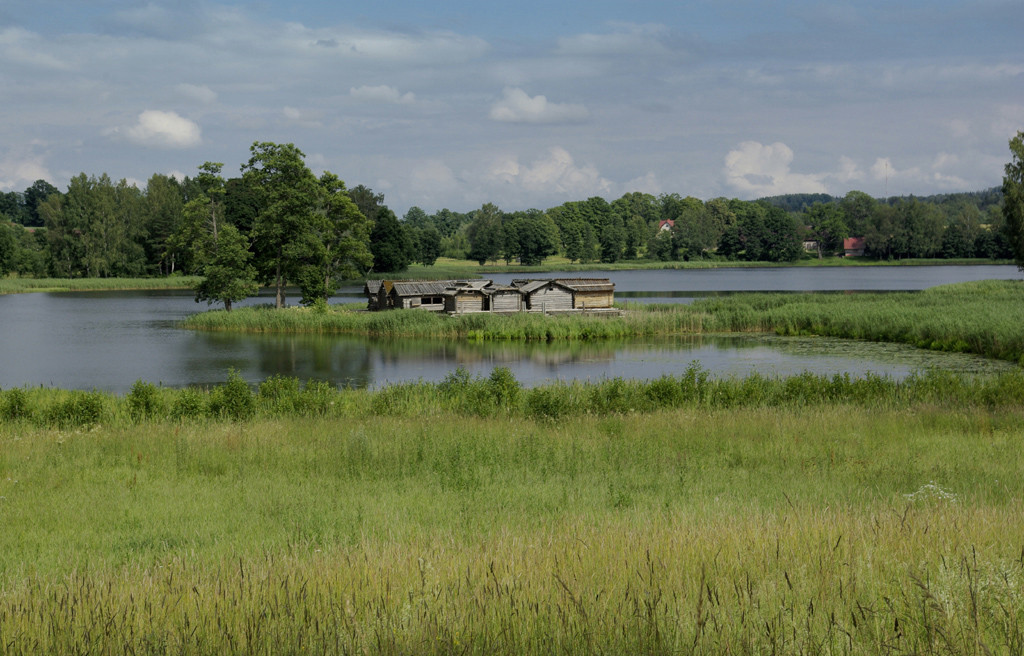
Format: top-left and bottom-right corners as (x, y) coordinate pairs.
(1, 265), (1020, 392)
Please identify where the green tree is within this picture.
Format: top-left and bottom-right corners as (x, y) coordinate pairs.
(294, 172), (374, 303)
(193, 223), (258, 311)
(806, 202), (849, 258)
(142, 174), (184, 275)
(243, 142), (321, 308)
(168, 163), (227, 275)
(505, 209), (560, 265)
(369, 207), (413, 273)
(467, 203), (504, 265)
(1003, 131), (1024, 270)
(0, 221), (16, 275)
(415, 225), (442, 266)
(22, 180), (58, 227)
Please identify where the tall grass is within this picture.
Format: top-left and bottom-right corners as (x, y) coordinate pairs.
(0, 401), (1022, 653)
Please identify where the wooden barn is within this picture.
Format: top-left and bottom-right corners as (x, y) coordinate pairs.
(363, 279), (384, 311)
(443, 281), (492, 314)
(387, 280), (457, 311)
(488, 285), (524, 313)
(556, 279), (615, 309)
(516, 279), (576, 312)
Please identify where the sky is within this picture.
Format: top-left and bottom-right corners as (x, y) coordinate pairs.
(1, 0), (1022, 216)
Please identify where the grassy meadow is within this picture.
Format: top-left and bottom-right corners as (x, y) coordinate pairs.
(184, 279), (1024, 364)
(2, 372), (1024, 653)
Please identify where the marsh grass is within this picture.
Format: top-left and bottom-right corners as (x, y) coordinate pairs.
(1, 401), (1022, 653)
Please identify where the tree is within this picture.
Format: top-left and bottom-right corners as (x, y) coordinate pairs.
(505, 209), (559, 265)
(806, 203), (849, 258)
(467, 203), (504, 265)
(1003, 131), (1024, 270)
(293, 172), (373, 303)
(369, 207), (413, 273)
(243, 142), (321, 308)
(415, 225), (442, 266)
(22, 180), (59, 227)
(193, 223), (258, 311)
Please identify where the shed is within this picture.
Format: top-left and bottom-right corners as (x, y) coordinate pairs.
(518, 279), (575, 312)
(363, 279), (383, 311)
(388, 280), (457, 311)
(556, 279), (614, 309)
(489, 285), (523, 313)
(443, 280), (492, 314)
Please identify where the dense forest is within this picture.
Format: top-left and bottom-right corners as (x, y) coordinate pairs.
(0, 143), (1015, 298)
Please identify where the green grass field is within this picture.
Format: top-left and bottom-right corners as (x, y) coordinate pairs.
(1, 392), (1022, 653)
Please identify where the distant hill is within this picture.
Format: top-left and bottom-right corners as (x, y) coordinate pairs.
(759, 187), (1003, 214)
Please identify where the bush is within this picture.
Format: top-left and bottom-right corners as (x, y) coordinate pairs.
(208, 370), (255, 421)
(44, 391), (108, 428)
(170, 387), (207, 421)
(1, 387), (32, 421)
(487, 367), (522, 411)
(127, 380), (164, 421)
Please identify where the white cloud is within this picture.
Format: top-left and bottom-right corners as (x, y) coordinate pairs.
(0, 147), (53, 191)
(123, 110), (201, 148)
(723, 141), (828, 196)
(870, 156), (969, 190)
(349, 85), (416, 104)
(176, 83), (217, 104)
(484, 147), (612, 197)
(489, 88), (589, 124)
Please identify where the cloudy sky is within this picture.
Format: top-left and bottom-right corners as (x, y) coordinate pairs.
(1, 0), (1022, 216)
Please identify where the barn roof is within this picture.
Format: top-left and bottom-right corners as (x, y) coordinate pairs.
(389, 280), (461, 296)
(555, 278), (615, 293)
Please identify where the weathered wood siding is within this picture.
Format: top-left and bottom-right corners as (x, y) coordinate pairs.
(573, 290), (614, 309)
(527, 285), (573, 312)
(490, 290), (522, 312)
(454, 293), (488, 313)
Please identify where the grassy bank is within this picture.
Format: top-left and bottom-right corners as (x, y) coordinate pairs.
(384, 256), (1013, 279)
(0, 275), (201, 294)
(1, 392), (1022, 653)
(184, 280), (1024, 364)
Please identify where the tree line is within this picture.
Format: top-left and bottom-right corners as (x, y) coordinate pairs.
(3, 138), (1023, 306)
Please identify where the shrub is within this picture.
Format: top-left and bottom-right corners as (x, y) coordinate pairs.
(209, 369), (255, 421)
(1, 387), (32, 422)
(126, 380), (164, 421)
(44, 391), (108, 428)
(170, 387), (207, 421)
(486, 367), (522, 411)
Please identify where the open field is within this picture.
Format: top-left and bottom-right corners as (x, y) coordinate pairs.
(184, 280), (1024, 364)
(1, 387), (1022, 653)
(0, 275), (201, 295)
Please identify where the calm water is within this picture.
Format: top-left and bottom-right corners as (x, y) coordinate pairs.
(1, 265), (1020, 392)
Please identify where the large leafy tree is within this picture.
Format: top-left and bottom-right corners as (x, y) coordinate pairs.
(504, 209), (559, 265)
(193, 223), (258, 311)
(368, 206), (413, 273)
(1003, 131), (1024, 270)
(466, 203), (504, 265)
(293, 172), (374, 303)
(243, 142), (321, 308)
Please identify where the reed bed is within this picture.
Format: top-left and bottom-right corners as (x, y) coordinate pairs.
(0, 402), (1022, 653)
(4, 366), (1024, 429)
(0, 276), (200, 294)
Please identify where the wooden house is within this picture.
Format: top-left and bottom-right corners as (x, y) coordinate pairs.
(488, 285), (524, 313)
(386, 280), (458, 311)
(363, 279), (384, 311)
(556, 279), (615, 309)
(443, 281), (492, 314)
(516, 279), (576, 312)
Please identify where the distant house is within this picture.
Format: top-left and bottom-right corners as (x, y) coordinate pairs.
(658, 219), (675, 231)
(802, 239), (819, 253)
(363, 280), (384, 311)
(843, 237), (866, 257)
(556, 279), (615, 309)
(515, 279), (576, 312)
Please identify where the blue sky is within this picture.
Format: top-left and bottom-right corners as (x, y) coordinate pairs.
(1, 0), (1021, 216)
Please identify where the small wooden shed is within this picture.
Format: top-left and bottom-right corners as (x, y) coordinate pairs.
(489, 285), (523, 313)
(443, 281), (492, 314)
(388, 281), (456, 311)
(518, 280), (575, 312)
(363, 279), (384, 311)
(557, 279), (615, 309)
